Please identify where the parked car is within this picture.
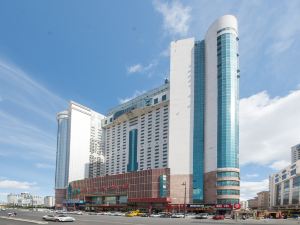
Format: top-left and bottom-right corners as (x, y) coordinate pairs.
(171, 213), (185, 218)
(159, 212), (172, 218)
(110, 212), (124, 216)
(43, 215), (57, 221)
(43, 214), (75, 222)
(125, 210), (140, 217)
(195, 213), (208, 219)
(213, 215), (225, 220)
(149, 213), (161, 218)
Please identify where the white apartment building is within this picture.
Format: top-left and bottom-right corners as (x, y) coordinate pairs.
(55, 101), (105, 188)
(7, 193), (44, 207)
(270, 160), (300, 208)
(103, 82), (169, 175)
(291, 143), (300, 164)
(44, 196), (55, 208)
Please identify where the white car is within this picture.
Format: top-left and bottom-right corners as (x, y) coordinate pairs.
(171, 213), (185, 218)
(43, 214), (75, 222)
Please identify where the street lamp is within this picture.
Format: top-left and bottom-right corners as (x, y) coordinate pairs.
(182, 181), (187, 218)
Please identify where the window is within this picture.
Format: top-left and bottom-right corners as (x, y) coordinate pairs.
(293, 176), (300, 187)
(154, 98), (158, 104)
(162, 95), (167, 101)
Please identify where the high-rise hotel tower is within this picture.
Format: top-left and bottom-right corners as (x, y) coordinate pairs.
(169, 14), (239, 204)
(55, 15), (239, 209)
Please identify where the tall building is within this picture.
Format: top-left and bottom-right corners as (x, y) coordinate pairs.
(169, 14), (240, 205)
(291, 143), (300, 163)
(55, 15), (240, 210)
(55, 101), (105, 207)
(55, 111), (69, 189)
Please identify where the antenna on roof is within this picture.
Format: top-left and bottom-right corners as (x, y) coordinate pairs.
(164, 77), (169, 84)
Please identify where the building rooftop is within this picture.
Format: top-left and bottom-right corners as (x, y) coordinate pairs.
(106, 82), (169, 117)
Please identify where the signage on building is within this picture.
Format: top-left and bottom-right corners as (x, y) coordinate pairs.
(63, 199), (85, 204)
(99, 183), (129, 192)
(233, 203), (241, 209)
(215, 204), (232, 209)
(187, 204), (205, 208)
(214, 203), (241, 209)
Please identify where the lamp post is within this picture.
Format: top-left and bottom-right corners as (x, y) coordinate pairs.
(182, 181), (187, 218)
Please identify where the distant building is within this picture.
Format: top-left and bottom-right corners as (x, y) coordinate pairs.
(240, 200), (248, 210)
(7, 193), (44, 207)
(257, 191), (269, 210)
(7, 193), (19, 205)
(270, 160), (300, 209)
(44, 196), (55, 208)
(291, 143), (300, 164)
(248, 197), (258, 209)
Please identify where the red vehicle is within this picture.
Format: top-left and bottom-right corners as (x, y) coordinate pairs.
(213, 215), (225, 220)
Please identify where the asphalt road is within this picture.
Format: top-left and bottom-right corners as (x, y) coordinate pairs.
(1, 210), (300, 225)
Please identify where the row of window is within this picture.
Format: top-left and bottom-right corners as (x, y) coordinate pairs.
(217, 171), (239, 178)
(217, 180), (239, 186)
(217, 189), (240, 195)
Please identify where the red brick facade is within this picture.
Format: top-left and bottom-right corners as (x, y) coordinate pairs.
(61, 168), (170, 209)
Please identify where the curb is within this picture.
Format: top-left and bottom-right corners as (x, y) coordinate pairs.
(0, 216), (48, 224)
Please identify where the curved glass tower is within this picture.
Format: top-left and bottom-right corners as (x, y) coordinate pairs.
(55, 111), (70, 189)
(170, 15), (239, 205)
(204, 15), (240, 204)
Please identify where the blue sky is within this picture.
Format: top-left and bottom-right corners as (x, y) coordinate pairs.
(0, 0), (300, 202)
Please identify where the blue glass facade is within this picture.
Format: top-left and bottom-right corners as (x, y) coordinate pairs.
(193, 40), (205, 203)
(159, 175), (167, 197)
(55, 114), (70, 189)
(127, 129), (138, 172)
(217, 33), (239, 169)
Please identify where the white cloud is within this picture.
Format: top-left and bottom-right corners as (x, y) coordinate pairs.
(118, 90), (146, 104)
(0, 179), (36, 190)
(244, 173), (259, 178)
(127, 63), (156, 74)
(0, 59), (66, 121)
(160, 46), (170, 57)
(127, 64), (143, 74)
(240, 90), (300, 166)
(267, 38), (295, 55)
(153, 0), (191, 37)
(0, 58), (66, 160)
(35, 163), (55, 169)
(240, 179), (269, 201)
(266, 1), (300, 55)
(269, 160), (290, 171)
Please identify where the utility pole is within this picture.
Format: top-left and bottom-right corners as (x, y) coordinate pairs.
(182, 181), (187, 218)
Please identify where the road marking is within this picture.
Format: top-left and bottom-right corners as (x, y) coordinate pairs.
(0, 216), (48, 224)
(77, 219), (136, 224)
